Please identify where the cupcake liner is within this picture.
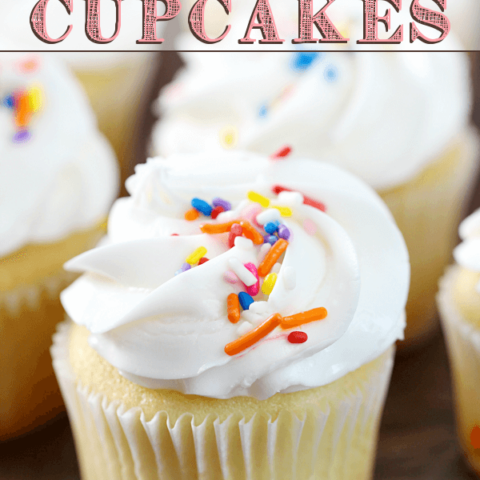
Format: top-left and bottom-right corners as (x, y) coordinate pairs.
(381, 128), (480, 348)
(53, 321), (395, 480)
(437, 266), (480, 474)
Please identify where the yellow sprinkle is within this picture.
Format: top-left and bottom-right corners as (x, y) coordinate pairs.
(248, 191), (270, 208)
(261, 272), (278, 295)
(186, 246), (207, 265)
(28, 86), (43, 112)
(273, 205), (292, 217)
(219, 125), (238, 149)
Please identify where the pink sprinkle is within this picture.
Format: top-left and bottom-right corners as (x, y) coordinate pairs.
(243, 263), (260, 296)
(228, 223), (243, 248)
(242, 204), (263, 228)
(224, 271), (238, 284)
(303, 218), (317, 236)
(171, 233), (179, 236)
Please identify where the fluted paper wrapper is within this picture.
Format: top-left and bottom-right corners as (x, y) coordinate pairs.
(437, 267), (480, 474)
(53, 322), (395, 480)
(381, 128), (480, 348)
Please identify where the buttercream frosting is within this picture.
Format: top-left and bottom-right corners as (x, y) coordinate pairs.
(62, 151), (409, 400)
(0, 53), (118, 257)
(455, 209), (480, 289)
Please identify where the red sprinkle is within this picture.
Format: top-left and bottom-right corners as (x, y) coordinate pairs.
(211, 205), (225, 219)
(171, 233), (179, 236)
(271, 146), (292, 159)
(287, 331), (308, 344)
(198, 257), (209, 265)
(272, 185), (326, 212)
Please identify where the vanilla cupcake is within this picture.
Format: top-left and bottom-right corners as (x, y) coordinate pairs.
(0, 53), (118, 440)
(0, 1), (167, 181)
(54, 151), (409, 479)
(438, 210), (480, 474)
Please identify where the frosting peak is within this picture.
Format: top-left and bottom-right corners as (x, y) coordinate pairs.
(62, 151), (409, 399)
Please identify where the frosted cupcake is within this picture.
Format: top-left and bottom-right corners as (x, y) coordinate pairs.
(438, 210), (480, 474)
(0, 0), (167, 181)
(151, 9), (477, 347)
(54, 151), (409, 479)
(0, 53), (118, 440)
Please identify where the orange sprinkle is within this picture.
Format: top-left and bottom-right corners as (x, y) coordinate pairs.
(225, 313), (282, 356)
(258, 239), (288, 277)
(280, 307), (328, 330)
(471, 425), (480, 449)
(227, 293), (241, 324)
(185, 208), (200, 221)
(200, 220), (240, 234)
(239, 220), (264, 245)
(15, 93), (32, 127)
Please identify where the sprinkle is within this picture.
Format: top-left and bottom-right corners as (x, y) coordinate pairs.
(271, 263), (282, 274)
(224, 271), (238, 284)
(258, 239), (289, 277)
(257, 243), (272, 263)
(238, 292), (255, 311)
(234, 236), (253, 250)
(201, 220), (240, 234)
(28, 86), (43, 112)
(228, 257), (257, 286)
(220, 125), (238, 149)
(288, 331), (308, 344)
(283, 266), (296, 290)
(273, 206), (292, 217)
(272, 185), (326, 212)
(303, 218), (317, 235)
(211, 206), (225, 219)
(261, 272), (278, 295)
(228, 223), (243, 248)
(278, 191), (304, 207)
(13, 130), (31, 143)
(249, 301), (269, 315)
(198, 257), (209, 265)
(264, 221), (279, 235)
(292, 51), (320, 71)
(212, 197), (232, 211)
(171, 233), (179, 236)
(280, 307), (328, 330)
(239, 220), (264, 245)
(175, 263), (191, 276)
(242, 203), (263, 227)
(191, 198), (212, 216)
(3, 95), (14, 109)
(247, 191), (270, 208)
(324, 65), (338, 83)
(259, 105), (268, 117)
(277, 224), (291, 240)
(237, 322), (254, 336)
(256, 209), (281, 225)
(186, 246), (207, 265)
(185, 208), (200, 221)
(264, 235), (278, 246)
(227, 293), (241, 324)
(225, 313), (282, 356)
(270, 145), (292, 159)
(244, 263), (260, 296)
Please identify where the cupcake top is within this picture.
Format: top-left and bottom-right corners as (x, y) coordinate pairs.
(455, 210), (480, 280)
(152, 2), (471, 191)
(0, 54), (118, 257)
(61, 151), (409, 400)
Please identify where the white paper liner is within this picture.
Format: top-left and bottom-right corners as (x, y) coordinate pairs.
(53, 321), (395, 480)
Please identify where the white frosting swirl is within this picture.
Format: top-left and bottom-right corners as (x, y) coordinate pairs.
(0, 53), (118, 257)
(61, 152), (409, 400)
(454, 210), (480, 288)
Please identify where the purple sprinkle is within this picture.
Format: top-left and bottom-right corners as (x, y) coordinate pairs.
(212, 197), (232, 211)
(13, 130), (31, 143)
(175, 263), (191, 276)
(264, 235), (278, 246)
(278, 224), (291, 241)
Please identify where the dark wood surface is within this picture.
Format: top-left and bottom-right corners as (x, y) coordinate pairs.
(1, 53), (480, 479)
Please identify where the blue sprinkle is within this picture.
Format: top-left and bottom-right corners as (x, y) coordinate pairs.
(278, 224), (291, 241)
(264, 235), (278, 246)
(175, 263), (191, 276)
(324, 65), (338, 83)
(212, 197), (231, 211)
(13, 130), (31, 143)
(291, 52), (320, 71)
(239, 292), (254, 311)
(264, 222), (279, 235)
(191, 198), (213, 216)
(259, 105), (268, 118)
(3, 95), (15, 109)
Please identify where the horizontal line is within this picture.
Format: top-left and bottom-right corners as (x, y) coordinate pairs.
(0, 49), (477, 53)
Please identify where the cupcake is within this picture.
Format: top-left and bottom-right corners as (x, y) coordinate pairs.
(0, 53), (118, 440)
(0, 1), (167, 186)
(150, 4), (478, 348)
(54, 151), (409, 479)
(438, 210), (480, 474)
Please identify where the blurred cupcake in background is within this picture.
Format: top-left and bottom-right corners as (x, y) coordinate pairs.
(438, 210), (480, 474)
(0, 53), (118, 440)
(150, 1), (479, 349)
(54, 151), (409, 480)
(0, 0), (168, 188)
